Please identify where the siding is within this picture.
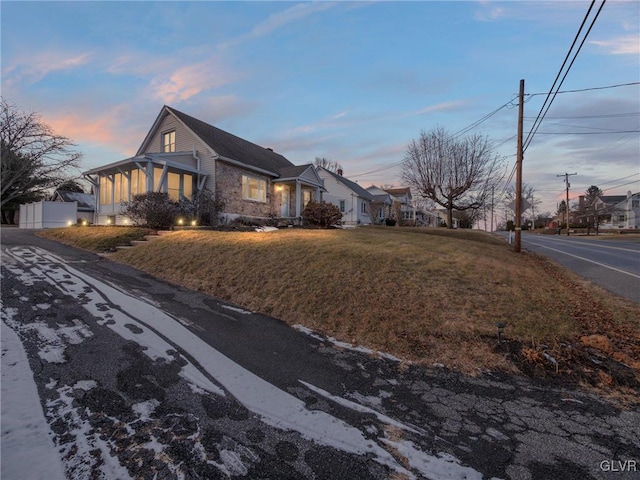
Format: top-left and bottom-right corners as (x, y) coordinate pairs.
(142, 112), (216, 192)
(317, 171), (371, 225)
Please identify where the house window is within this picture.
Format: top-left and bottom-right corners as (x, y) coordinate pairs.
(183, 174), (193, 200)
(361, 201), (368, 214)
(163, 131), (176, 153)
(131, 168), (147, 197)
(618, 214), (626, 222)
(339, 200), (345, 213)
(167, 172), (181, 201)
(154, 167), (164, 192)
(633, 199), (639, 208)
(242, 174), (267, 202)
(99, 176), (112, 205)
(303, 190), (312, 206)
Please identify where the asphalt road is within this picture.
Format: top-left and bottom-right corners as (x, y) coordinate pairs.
(516, 232), (640, 304)
(2, 228), (639, 480)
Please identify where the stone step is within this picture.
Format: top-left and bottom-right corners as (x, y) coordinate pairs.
(156, 230), (174, 236)
(115, 245), (134, 251)
(144, 235), (161, 241)
(130, 240), (147, 246)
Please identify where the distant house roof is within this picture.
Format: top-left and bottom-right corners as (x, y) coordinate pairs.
(385, 187), (411, 197)
(366, 186), (392, 204)
(52, 190), (95, 211)
(318, 167), (374, 201)
(159, 106), (295, 176)
(601, 195), (628, 205)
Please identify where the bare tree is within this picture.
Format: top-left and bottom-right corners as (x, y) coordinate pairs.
(503, 183), (541, 228)
(401, 127), (503, 229)
(1, 99), (82, 216)
(314, 157), (343, 173)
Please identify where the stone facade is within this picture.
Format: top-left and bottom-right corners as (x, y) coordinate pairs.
(216, 162), (274, 219)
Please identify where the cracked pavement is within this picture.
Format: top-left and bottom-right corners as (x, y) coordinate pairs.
(1, 228), (638, 480)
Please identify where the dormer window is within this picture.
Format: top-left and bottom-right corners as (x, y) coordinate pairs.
(162, 131), (176, 152)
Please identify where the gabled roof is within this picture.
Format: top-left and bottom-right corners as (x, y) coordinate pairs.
(385, 187), (411, 197)
(52, 190), (95, 210)
(317, 167), (374, 201)
(139, 106), (294, 177)
(366, 185), (392, 204)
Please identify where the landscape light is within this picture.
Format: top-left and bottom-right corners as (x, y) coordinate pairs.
(496, 322), (506, 343)
(67, 221), (73, 226)
(191, 220), (196, 226)
(107, 218), (111, 225)
(178, 218), (184, 225)
(82, 220), (88, 226)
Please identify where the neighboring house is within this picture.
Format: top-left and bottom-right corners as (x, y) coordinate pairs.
(601, 191), (640, 229)
(385, 187), (416, 225)
(316, 167), (374, 225)
(434, 209), (460, 228)
(83, 105), (324, 225)
(51, 190), (95, 223)
(365, 186), (393, 224)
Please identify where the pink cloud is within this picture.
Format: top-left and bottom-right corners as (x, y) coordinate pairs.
(150, 61), (236, 103)
(43, 106), (142, 156)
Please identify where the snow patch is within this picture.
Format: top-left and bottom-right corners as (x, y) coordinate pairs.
(381, 439), (484, 480)
(132, 399), (161, 420)
(221, 304), (253, 315)
(294, 324), (403, 361)
(1, 317), (67, 480)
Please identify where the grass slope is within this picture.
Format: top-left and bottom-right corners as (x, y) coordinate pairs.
(40, 226), (640, 398)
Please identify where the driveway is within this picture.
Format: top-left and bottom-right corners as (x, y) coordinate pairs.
(2, 228), (639, 479)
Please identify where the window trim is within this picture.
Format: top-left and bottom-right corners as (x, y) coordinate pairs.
(242, 174), (267, 203)
(162, 130), (176, 153)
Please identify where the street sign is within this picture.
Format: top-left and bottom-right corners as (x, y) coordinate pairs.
(508, 198), (531, 212)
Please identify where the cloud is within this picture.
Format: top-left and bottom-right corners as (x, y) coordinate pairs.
(415, 100), (468, 115)
(3, 51), (92, 86)
(150, 60), (237, 103)
(43, 105), (143, 156)
(219, 2), (336, 49)
(590, 35), (640, 55)
(250, 2), (334, 37)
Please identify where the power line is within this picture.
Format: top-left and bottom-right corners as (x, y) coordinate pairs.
(351, 96), (518, 179)
(526, 81), (639, 97)
(601, 179), (640, 194)
(534, 130), (640, 135)
(523, 0), (607, 153)
(524, 112), (639, 120)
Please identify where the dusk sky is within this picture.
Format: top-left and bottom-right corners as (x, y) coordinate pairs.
(2, 1), (639, 216)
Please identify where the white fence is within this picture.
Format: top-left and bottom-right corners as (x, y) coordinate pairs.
(19, 201), (78, 229)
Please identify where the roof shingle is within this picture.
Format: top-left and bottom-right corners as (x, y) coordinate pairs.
(167, 106), (294, 176)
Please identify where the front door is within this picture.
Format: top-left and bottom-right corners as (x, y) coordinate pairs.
(280, 186), (290, 216)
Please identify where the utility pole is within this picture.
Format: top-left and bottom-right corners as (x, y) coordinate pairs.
(514, 79), (525, 253)
(558, 172), (577, 235)
(490, 186), (494, 233)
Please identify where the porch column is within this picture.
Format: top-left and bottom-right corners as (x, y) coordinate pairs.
(295, 179), (301, 217)
(315, 187), (321, 201)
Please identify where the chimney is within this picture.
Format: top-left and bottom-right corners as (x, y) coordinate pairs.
(266, 147), (273, 151)
(337, 168), (343, 176)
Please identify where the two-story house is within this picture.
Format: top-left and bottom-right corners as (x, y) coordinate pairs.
(83, 106), (324, 225)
